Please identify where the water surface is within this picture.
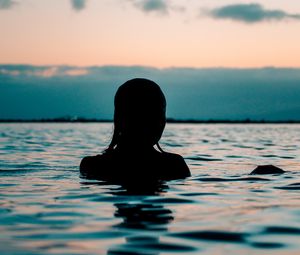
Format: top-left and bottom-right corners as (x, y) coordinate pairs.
(1, 123), (300, 254)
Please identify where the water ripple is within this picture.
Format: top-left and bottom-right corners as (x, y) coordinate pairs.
(1, 123), (300, 254)
(170, 230), (248, 243)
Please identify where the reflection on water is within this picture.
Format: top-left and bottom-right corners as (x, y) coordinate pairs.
(1, 123), (300, 254)
(109, 202), (174, 254)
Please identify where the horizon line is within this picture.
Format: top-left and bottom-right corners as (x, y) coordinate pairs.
(1, 117), (300, 124)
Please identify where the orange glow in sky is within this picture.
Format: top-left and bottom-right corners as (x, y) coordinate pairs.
(1, 0), (300, 68)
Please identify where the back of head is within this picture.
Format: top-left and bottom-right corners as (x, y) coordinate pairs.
(111, 78), (166, 149)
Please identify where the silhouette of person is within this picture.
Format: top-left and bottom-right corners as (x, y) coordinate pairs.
(80, 78), (190, 184)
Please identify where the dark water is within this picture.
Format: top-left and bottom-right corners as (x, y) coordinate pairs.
(1, 123), (300, 255)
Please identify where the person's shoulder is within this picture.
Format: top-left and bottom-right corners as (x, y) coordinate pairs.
(160, 152), (191, 179)
(161, 151), (182, 158)
(80, 151), (114, 174)
(80, 154), (99, 169)
(160, 152), (184, 161)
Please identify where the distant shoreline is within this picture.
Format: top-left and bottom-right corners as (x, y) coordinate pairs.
(1, 118), (300, 124)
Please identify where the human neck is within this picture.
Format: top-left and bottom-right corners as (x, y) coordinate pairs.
(116, 141), (156, 153)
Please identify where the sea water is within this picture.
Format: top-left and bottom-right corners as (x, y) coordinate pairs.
(0, 123), (300, 255)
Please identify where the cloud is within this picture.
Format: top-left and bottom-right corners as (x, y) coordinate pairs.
(132, 0), (169, 15)
(0, 68), (20, 76)
(0, 66), (89, 78)
(0, 0), (16, 9)
(129, 0), (185, 15)
(130, 0), (178, 15)
(207, 3), (300, 23)
(71, 0), (86, 11)
(64, 68), (89, 76)
(33, 67), (60, 77)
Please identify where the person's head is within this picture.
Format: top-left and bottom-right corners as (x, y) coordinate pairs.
(108, 78), (166, 150)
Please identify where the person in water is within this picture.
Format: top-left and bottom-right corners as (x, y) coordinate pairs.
(80, 78), (190, 183)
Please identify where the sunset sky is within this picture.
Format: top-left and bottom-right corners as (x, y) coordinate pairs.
(1, 0), (300, 68)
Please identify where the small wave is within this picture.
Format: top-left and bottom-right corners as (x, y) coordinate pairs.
(162, 142), (183, 147)
(56, 193), (102, 200)
(279, 156), (295, 159)
(119, 241), (197, 252)
(0, 183), (18, 187)
(233, 145), (253, 149)
(261, 154), (295, 159)
(226, 155), (244, 158)
(0, 214), (74, 226)
(80, 181), (111, 186)
(180, 192), (218, 196)
(274, 183), (300, 190)
(14, 230), (129, 240)
(275, 186), (300, 190)
(144, 197), (194, 204)
(250, 241), (285, 249)
(44, 203), (85, 209)
(264, 143), (275, 146)
(36, 211), (92, 218)
(263, 226), (300, 235)
(288, 182), (300, 186)
(169, 230), (248, 243)
(0, 169), (40, 175)
(92, 196), (132, 203)
(0, 166), (76, 173)
(255, 147), (265, 150)
(186, 156), (222, 161)
(195, 177), (270, 182)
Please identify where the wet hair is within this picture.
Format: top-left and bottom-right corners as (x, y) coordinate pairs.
(107, 78), (166, 152)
